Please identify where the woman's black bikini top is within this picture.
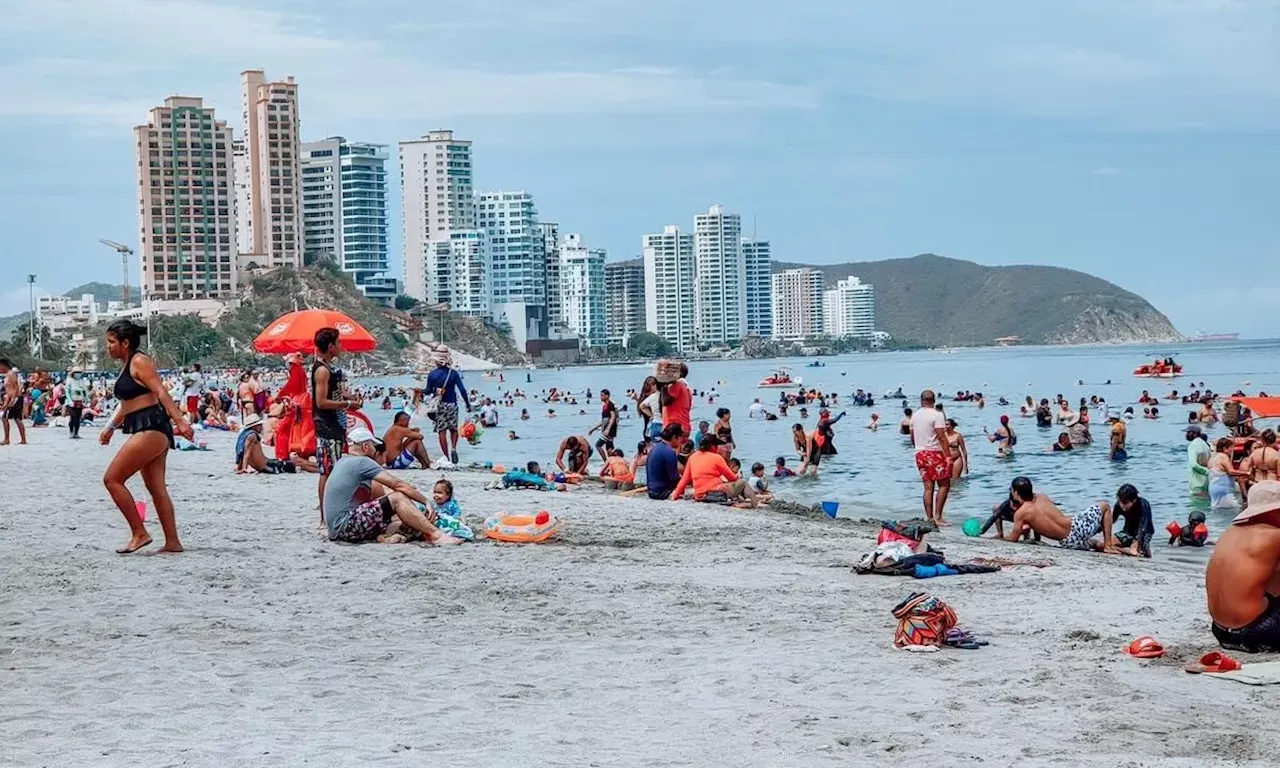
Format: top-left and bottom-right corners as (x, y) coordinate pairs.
(114, 351), (151, 401)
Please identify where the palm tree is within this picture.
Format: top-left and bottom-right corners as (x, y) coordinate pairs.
(74, 348), (95, 371)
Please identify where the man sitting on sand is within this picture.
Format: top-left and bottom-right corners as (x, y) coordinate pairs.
(1003, 476), (1120, 553)
(235, 414), (316, 474)
(1206, 482), (1280, 652)
(381, 411), (432, 469)
(645, 424), (684, 500)
(555, 435), (592, 474)
(323, 427), (460, 545)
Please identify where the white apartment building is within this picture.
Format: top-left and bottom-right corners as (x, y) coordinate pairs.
(742, 238), (773, 337)
(232, 139), (251, 255)
(559, 234), (606, 347)
(301, 137), (394, 304)
(476, 191), (543, 306)
(240, 70), (301, 270)
(604, 259), (646, 346)
(36, 294), (125, 333)
(642, 225), (696, 353)
(539, 222), (562, 326)
(693, 205), (746, 346)
(134, 96), (238, 300)
(823, 276), (876, 339)
(771, 268), (825, 341)
(399, 130), (476, 301)
(427, 230), (490, 317)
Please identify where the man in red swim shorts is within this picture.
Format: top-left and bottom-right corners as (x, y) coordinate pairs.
(910, 389), (952, 525)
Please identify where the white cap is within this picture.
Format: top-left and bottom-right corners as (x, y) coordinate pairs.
(348, 427), (379, 446)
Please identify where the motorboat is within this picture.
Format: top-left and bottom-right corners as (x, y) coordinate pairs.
(1133, 358), (1183, 378)
(758, 368), (801, 388)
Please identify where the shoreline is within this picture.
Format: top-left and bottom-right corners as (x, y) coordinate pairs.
(2, 429), (1278, 766)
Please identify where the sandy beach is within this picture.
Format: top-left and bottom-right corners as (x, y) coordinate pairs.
(2, 430), (1279, 767)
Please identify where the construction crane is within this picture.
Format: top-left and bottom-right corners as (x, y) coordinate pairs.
(98, 238), (134, 307)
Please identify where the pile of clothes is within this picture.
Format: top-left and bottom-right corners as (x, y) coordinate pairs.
(853, 520), (1002, 578)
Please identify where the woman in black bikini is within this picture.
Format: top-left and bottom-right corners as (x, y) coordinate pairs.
(99, 320), (194, 554)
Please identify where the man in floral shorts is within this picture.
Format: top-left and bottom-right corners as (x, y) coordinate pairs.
(910, 389), (952, 524)
(322, 428), (462, 545)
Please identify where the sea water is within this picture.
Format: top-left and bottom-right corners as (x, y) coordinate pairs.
(360, 340), (1280, 538)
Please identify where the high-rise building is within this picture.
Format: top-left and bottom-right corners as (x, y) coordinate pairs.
(559, 234), (606, 347)
(399, 130), (475, 301)
(605, 258), (646, 346)
(476, 191), (543, 306)
(134, 96), (237, 300)
(642, 225), (696, 353)
(823, 276), (876, 339)
(300, 137), (393, 304)
(771, 268), (825, 341)
(240, 70), (301, 269)
(427, 230), (489, 317)
(539, 222), (562, 325)
(693, 205), (746, 346)
(232, 139), (251, 255)
(742, 238), (773, 336)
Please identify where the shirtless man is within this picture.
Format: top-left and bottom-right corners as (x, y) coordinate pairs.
(1004, 476), (1120, 553)
(1206, 482), (1280, 652)
(1109, 417), (1128, 461)
(380, 411), (432, 469)
(0, 358), (27, 445)
(235, 414), (317, 474)
(1249, 429), (1279, 483)
(555, 435), (592, 474)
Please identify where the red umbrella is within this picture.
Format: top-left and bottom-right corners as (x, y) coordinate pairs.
(253, 309), (378, 354)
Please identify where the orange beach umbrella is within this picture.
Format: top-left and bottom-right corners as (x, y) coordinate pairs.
(1230, 397), (1280, 420)
(253, 309), (377, 354)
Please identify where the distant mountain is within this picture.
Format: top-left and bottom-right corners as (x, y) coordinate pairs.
(773, 254), (1181, 346)
(63, 282), (138, 305)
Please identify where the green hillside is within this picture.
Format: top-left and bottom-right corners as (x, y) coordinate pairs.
(774, 254), (1181, 346)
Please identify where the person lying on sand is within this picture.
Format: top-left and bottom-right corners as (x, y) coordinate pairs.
(1004, 476), (1121, 553)
(556, 435), (592, 474)
(322, 427), (460, 545)
(235, 414), (316, 474)
(381, 411), (432, 469)
(1207, 482), (1280, 653)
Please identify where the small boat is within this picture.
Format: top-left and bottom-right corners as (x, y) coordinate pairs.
(806, 360), (825, 368)
(1133, 358), (1183, 378)
(758, 368), (801, 388)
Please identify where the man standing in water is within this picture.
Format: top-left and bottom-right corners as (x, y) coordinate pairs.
(0, 358), (27, 445)
(910, 389), (951, 525)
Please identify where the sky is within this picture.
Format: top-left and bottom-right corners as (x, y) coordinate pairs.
(1, 0), (1277, 336)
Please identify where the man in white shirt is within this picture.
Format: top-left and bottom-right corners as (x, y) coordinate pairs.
(183, 363), (204, 421)
(747, 398), (766, 419)
(910, 389), (952, 524)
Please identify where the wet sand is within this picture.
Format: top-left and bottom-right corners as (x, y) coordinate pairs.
(2, 429), (1278, 767)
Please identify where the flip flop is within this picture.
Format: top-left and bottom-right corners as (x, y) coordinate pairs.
(1123, 636), (1166, 659)
(1184, 651), (1242, 674)
(116, 537), (153, 554)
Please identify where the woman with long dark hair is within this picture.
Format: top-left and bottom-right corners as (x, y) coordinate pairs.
(99, 319), (193, 554)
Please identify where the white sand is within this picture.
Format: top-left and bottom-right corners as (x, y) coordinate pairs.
(2, 429), (1279, 767)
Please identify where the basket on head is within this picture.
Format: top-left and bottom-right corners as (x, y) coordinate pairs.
(655, 359), (683, 384)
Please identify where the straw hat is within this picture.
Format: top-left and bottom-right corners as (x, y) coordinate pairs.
(1233, 481), (1280, 524)
(242, 413), (264, 429)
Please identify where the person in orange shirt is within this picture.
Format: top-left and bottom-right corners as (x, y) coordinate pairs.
(671, 434), (757, 506)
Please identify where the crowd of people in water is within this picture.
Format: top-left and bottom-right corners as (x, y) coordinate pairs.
(5, 323), (1280, 654)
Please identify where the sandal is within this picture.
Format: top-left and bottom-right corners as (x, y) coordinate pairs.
(1184, 651), (1242, 674)
(1123, 636), (1166, 659)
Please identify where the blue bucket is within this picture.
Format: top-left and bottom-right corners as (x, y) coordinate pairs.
(821, 501), (840, 518)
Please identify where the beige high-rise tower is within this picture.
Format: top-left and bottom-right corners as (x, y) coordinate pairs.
(134, 96), (237, 300)
(240, 69), (301, 268)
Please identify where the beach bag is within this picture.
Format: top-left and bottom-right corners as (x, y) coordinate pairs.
(424, 368), (452, 417)
(892, 592), (957, 648)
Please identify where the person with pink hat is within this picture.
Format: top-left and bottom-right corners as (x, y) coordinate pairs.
(1207, 481), (1280, 652)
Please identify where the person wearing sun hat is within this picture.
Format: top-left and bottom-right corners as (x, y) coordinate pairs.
(1206, 481), (1280, 652)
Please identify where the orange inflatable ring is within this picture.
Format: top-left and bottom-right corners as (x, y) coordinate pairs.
(485, 510), (559, 543)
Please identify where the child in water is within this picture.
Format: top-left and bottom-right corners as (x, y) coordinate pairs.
(774, 456), (796, 478)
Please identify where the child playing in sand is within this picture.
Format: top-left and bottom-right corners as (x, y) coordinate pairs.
(380, 479), (475, 543)
(748, 462), (772, 502)
(601, 448), (636, 490)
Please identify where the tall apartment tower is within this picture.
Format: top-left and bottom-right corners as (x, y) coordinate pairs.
(399, 130), (475, 301)
(427, 230), (490, 316)
(604, 258), (646, 346)
(823, 276), (876, 339)
(693, 205), (746, 346)
(134, 96), (238, 300)
(539, 222), (562, 325)
(771, 267), (825, 341)
(559, 234), (606, 347)
(476, 191), (543, 306)
(240, 70), (301, 269)
(742, 237), (773, 336)
(232, 139), (251, 254)
(300, 137), (394, 304)
(642, 225), (696, 353)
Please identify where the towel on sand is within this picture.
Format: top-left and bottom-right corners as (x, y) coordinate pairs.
(1203, 661), (1280, 686)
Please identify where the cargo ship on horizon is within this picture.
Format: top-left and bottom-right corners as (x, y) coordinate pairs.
(1187, 332), (1240, 342)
